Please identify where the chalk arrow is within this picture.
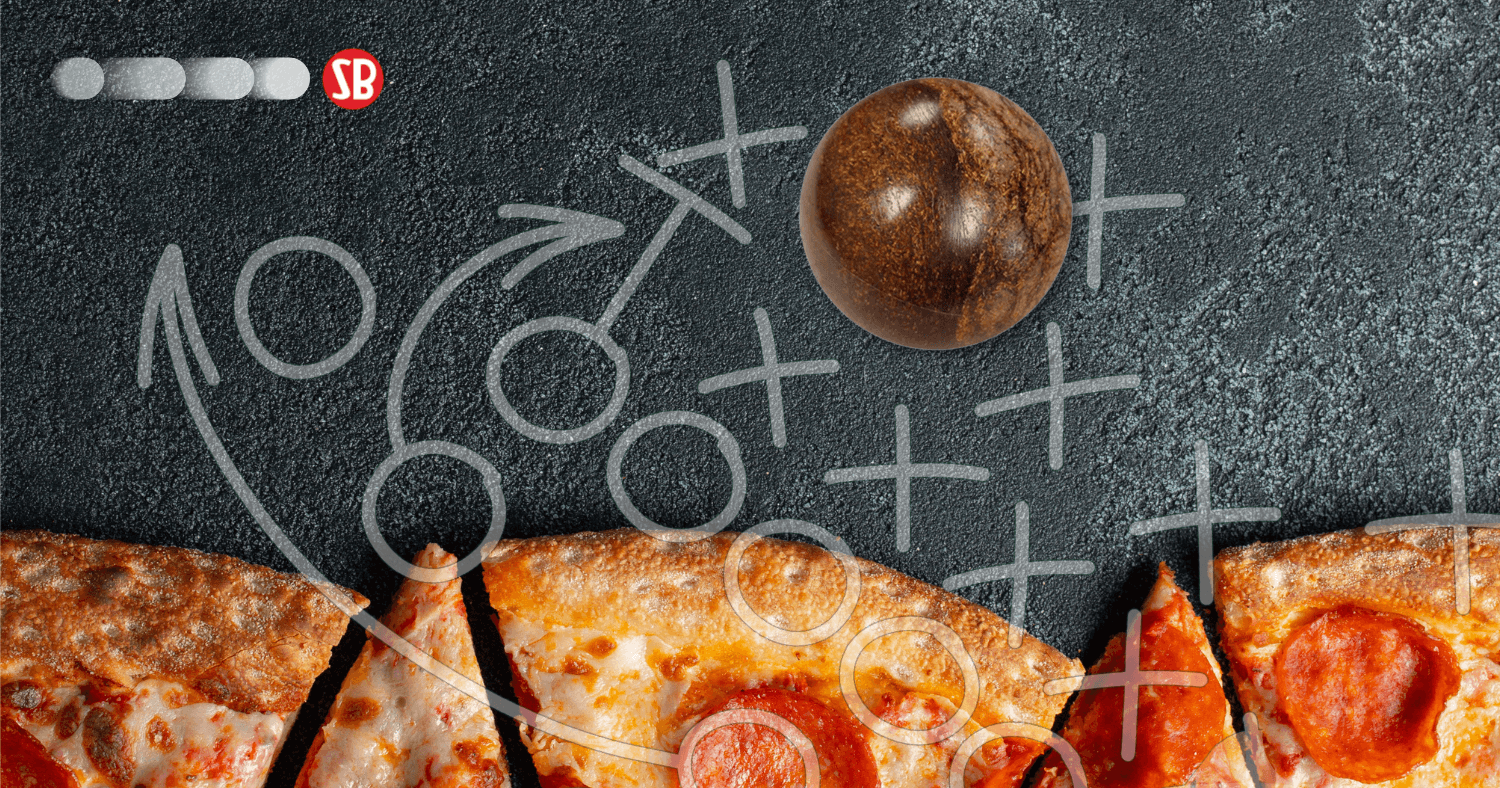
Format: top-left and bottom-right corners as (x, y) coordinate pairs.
(386, 205), (624, 448)
(137, 244), (220, 389)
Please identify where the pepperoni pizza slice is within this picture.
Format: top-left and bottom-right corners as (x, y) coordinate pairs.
(481, 528), (1083, 788)
(0, 529), (366, 788)
(1215, 527), (1500, 787)
(295, 544), (508, 788)
(1033, 564), (1252, 788)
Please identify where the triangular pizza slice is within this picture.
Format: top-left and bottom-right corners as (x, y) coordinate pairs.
(296, 543), (508, 788)
(1215, 527), (1499, 787)
(481, 528), (1083, 788)
(0, 529), (366, 788)
(1034, 564), (1251, 788)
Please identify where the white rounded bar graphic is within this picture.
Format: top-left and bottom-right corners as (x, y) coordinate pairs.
(674, 708), (820, 788)
(250, 58), (310, 99)
(724, 520), (862, 646)
(607, 411), (746, 542)
(54, 57), (311, 101)
(182, 58), (254, 100)
(52, 58), (104, 100)
(840, 616), (980, 745)
(103, 58), (185, 100)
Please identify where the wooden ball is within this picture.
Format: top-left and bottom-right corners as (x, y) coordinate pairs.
(800, 79), (1072, 350)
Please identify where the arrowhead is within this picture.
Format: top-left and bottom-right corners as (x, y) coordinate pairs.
(137, 244), (220, 390)
(495, 204), (625, 289)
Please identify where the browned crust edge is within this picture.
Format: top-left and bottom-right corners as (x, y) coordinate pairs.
(481, 528), (1082, 729)
(1, 529), (369, 714)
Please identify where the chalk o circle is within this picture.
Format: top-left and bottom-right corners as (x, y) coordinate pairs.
(607, 410), (746, 542)
(361, 440), (505, 582)
(724, 520), (862, 646)
(674, 708), (821, 788)
(235, 236), (376, 379)
(486, 316), (630, 444)
(946, 723), (1087, 788)
(839, 616), (980, 745)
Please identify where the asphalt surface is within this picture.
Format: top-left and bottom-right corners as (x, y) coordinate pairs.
(3, 1), (1498, 785)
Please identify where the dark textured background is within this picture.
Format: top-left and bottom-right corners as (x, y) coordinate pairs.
(3, 1), (1497, 785)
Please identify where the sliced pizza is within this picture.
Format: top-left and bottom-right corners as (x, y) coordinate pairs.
(481, 528), (1083, 788)
(0, 529), (366, 788)
(1034, 563), (1251, 788)
(296, 543), (507, 788)
(1215, 526), (1500, 787)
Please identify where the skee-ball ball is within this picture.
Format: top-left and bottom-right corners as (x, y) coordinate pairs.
(800, 79), (1072, 349)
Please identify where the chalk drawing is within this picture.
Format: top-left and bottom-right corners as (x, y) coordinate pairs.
(975, 322), (1139, 470)
(234, 236), (375, 380)
(947, 724), (1088, 788)
(699, 307), (839, 448)
(1044, 609), (1208, 762)
(944, 501), (1096, 648)
(1366, 449), (1499, 614)
(657, 60), (808, 209)
(1073, 133), (1185, 291)
(606, 410), (746, 542)
(1128, 441), (1281, 605)
(723, 519), (861, 646)
(824, 405), (989, 552)
(840, 616), (979, 745)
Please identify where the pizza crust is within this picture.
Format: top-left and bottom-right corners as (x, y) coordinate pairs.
(483, 528), (1081, 732)
(1214, 527), (1500, 787)
(1, 529), (368, 714)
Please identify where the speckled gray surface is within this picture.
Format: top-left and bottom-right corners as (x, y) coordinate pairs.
(3, 1), (1497, 785)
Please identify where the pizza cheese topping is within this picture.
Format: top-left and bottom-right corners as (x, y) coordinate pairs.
(1273, 606), (1462, 782)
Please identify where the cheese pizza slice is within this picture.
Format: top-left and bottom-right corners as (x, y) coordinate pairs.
(1034, 564), (1252, 788)
(481, 528), (1083, 788)
(0, 529), (366, 788)
(1215, 527), (1500, 787)
(296, 543), (508, 788)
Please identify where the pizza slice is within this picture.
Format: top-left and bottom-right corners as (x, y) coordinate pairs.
(295, 543), (507, 788)
(481, 528), (1083, 788)
(1215, 527), (1500, 787)
(0, 529), (366, 788)
(1034, 564), (1252, 788)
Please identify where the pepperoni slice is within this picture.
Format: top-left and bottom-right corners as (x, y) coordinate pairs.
(2, 715), (80, 788)
(1273, 606), (1461, 783)
(1051, 590), (1227, 788)
(686, 687), (878, 788)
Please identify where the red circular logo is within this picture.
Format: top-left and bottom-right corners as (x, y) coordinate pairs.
(322, 49), (383, 110)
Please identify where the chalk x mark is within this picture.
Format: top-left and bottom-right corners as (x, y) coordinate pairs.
(1366, 449), (1499, 615)
(824, 405), (989, 552)
(1074, 133), (1185, 291)
(699, 307), (839, 448)
(974, 322), (1139, 470)
(1044, 609), (1208, 762)
(1129, 441), (1281, 605)
(657, 60), (808, 209)
(944, 501), (1095, 648)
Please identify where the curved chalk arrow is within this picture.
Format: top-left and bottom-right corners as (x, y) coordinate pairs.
(137, 243), (673, 768)
(386, 205), (624, 448)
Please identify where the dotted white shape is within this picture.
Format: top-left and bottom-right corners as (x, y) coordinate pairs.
(103, 58), (185, 100)
(250, 58), (310, 100)
(52, 58), (104, 100)
(182, 58), (254, 100)
(698, 307), (839, 448)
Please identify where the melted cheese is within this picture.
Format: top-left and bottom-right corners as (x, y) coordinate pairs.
(300, 545), (506, 788)
(19, 679), (289, 788)
(498, 615), (1017, 788)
